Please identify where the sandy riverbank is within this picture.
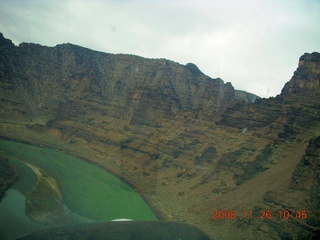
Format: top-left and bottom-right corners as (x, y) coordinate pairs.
(20, 160), (69, 224)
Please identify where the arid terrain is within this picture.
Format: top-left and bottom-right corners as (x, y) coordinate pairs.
(0, 33), (319, 239)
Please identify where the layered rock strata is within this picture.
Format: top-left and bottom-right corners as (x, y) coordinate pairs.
(0, 33), (319, 239)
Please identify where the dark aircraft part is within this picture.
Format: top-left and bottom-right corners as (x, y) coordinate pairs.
(15, 221), (211, 240)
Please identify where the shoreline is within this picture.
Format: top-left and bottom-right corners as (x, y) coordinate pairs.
(20, 160), (69, 225)
(0, 136), (168, 221)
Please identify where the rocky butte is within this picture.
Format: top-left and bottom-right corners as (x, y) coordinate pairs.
(0, 32), (319, 239)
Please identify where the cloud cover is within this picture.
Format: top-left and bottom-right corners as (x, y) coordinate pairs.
(1, 0), (320, 97)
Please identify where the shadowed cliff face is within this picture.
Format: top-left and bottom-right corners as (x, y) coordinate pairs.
(0, 33), (241, 126)
(290, 136), (320, 227)
(0, 156), (16, 201)
(0, 32), (320, 239)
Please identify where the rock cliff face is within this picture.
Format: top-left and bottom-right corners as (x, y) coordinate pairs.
(0, 156), (16, 201)
(290, 136), (320, 227)
(0, 32), (242, 126)
(0, 32), (319, 239)
(281, 53), (320, 97)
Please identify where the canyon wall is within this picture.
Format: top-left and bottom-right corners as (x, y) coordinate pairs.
(0, 33), (319, 239)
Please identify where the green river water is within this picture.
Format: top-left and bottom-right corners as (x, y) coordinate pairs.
(0, 138), (157, 240)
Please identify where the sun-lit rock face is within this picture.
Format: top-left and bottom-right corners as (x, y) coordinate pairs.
(0, 32), (320, 239)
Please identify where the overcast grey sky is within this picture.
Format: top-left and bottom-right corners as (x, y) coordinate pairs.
(1, 0), (319, 98)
